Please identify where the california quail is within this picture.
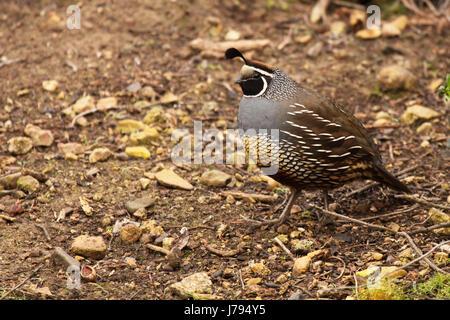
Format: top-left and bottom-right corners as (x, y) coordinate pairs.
(225, 48), (410, 226)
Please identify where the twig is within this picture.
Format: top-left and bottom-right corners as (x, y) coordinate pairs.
(238, 269), (245, 290)
(0, 264), (44, 300)
(409, 221), (450, 235)
(394, 194), (450, 210)
(146, 243), (170, 255)
(331, 0), (365, 10)
(273, 237), (295, 261)
(311, 205), (448, 274)
(70, 105), (120, 127)
(202, 239), (244, 257)
(398, 232), (447, 274)
(36, 224), (51, 241)
(329, 256), (346, 280)
(384, 240), (450, 278)
(360, 204), (420, 221)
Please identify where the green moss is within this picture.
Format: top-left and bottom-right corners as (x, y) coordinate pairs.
(358, 280), (407, 300)
(412, 273), (450, 300)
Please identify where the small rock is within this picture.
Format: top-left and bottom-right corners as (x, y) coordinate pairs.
(377, 65), (417, 91)
(141, 86), (156, 100)
(140, 219), (164, 238)
(71, 235), (107, 260)
(224, 29), (241, 41)
(143, 106), (167, 124)
(372, 252), (384, 261)
(89, 147), (112, 163)
(398, 247), (414, 261)
(96, 97), (117, 109)
(330, 21), (347, 36)
(16, 175), (40, 193)
(125, 197), (154, 214)
(57, 142), (85, 155)
(292, 256), (311, 276)
(42, 80), (59, 92)
(164, 272), (213, 299)
(382, 15), (408, 37)
(400, 105), (440, 125)
(139, 178), (151, 190)
(294, 34), (312, 44)
(200, 169), (232, 187)
(356, 266), (406, 289)
(133, 207), (147, 220)
(307, 41), (323, 57)
(428, 208), (450, 235)
(125, 146), (151, 159)
(154, 169), (194, 190)
(115, 119), (146, 133)
(120, 224), (142, 243)
(162, 237), (175, 250)
(416, 122), (433, 135)
(8, 137), (33, 155)
(24, 124), (54, 147)
(291, 239), (315, 253)
(249, 262), (271, 277)
(72, 95), (95, 114)
(126, 81), (142, 93)
(129, 129), (159, 145)
(356, 28), (381, 39)
(0, 172), (22, 189)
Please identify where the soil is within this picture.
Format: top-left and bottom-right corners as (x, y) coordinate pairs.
(0, 0), (449, 300)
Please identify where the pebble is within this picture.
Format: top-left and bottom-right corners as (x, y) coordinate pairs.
(125, 146), (151, 159)
(140, 219), (164, 238)
(115, 119), (146, 133)
(72, 95), (95, 114)
(42, 80), (59, 92)
(291, 239), (315, 253)
(428, 208), (450, 235)
(89, 147), (112, 163)
(120, 224), (142, 243)
(125, 196), (154, 214)
(8, 137), (33, 155)
(126, 81), (142, 93)
(330, 21), (347, 36)
(416, 122), (433, 135)
(17, 175), (40, 193)
(154, 169), (194, 190)
(382, 15), (408, 37)
(376, 65), (417, 91)
(141, 86), (156, 100)
(133, 207), (148, 220)
(356, 28), (381, 39)
(200, 169), (232, 187)
(306, 41), (323, 57)
(129, 129), (159, 145)
(400, 105), (440, 125)
(164, 272), (214, 299)
(24, 124), (54, 147)
(70, 235), (107, 260)
(224, 29), (241, 41)
(0, 172), (22, 189)
(162, 237), (175, 250)
(139, 178), (151, 190)
(143, 106), (167, 124)
(96, 96), (117, 109)
(249, 262), (271, 277)
(57, 142), (85, 155)
(292, 256), (311, 276)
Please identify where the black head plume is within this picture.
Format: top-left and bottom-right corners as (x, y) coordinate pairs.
(225, 48), (247, 64)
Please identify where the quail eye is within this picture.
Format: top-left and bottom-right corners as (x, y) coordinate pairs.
(241, 76), (266, 96)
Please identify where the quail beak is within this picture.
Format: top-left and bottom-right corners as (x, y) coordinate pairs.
(234, 75), (244, 84)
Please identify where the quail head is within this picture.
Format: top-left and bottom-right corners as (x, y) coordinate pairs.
(225, 47), (410, 226)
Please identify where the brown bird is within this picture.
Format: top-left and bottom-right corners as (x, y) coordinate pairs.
(226, 48), (410, 226)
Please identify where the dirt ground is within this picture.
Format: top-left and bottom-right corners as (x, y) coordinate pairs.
(0, 0), (449, 300)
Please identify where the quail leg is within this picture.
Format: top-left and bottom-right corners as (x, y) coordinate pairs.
(242, 188), (300, 227)
(316, 189), (335, 228)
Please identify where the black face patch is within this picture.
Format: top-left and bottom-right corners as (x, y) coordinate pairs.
(239, 75), (272, 97)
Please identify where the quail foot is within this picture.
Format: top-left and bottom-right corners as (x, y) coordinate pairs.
(225, 48), (410, 227)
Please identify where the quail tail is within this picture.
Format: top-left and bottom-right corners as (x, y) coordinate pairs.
(372, 164), (411, 193)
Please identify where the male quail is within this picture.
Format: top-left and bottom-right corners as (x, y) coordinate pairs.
(225, 48), (410, 226)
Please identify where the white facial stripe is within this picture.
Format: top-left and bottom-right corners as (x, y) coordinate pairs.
(243, 76), (267, 98)
(245, 65), (274, 78)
